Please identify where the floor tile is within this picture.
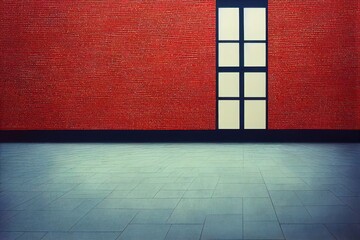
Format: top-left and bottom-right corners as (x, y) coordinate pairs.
(125, 189), (159, 198)
(244, 198), (277, 221)
(15, 232), (47, 240)
(106, 191), (130, 198)
(213, 184), (269, 197)
(62, 190), (112, 199)
(71, 209), (137, 231)
(188, 178), (218, 190)
(165, 224), (202, 240)
(296, 190), (344, 205)
(3, 210), (85, 231)
(97, 198), (179, 209)
(74, 198), (103, 213)
(114, 183), (139, 190)
(0, 211), (21, 223)
(266, 184), (312, 191)
(145, 177), (176, 184)
(37, 183), (78, 192)
(201, 214), (242, 240)
(72, 183), (118, 191)
(244, 221), (284, 239)
(175, 198), (243, 215)
(167, 210), (207, 224)
(219, 176), (263, 184)
(281, 224), (335, 240)
(134, 183), (163, 191)
(275, 206), (315, 224)
(339, 196), (360, 213)
(42, 232), (120, 240)
(155, 190), (184, 199)
(306, 205), (360, 223)
(0, 191), (42, 210)
(326, 224), (360, 240)
(0, 232), (23, 240)
(183, 190), (213, 198)
(118, 224), (170, 240)
(162, 183), (191, 190)
(269, 191), (302, 206)
(46, 198), (85, 210)
(175, 177), (195, 183)
(13, 192), (65, 210)
(312, 184), (356, 197)
(132, 209), (172, 224)
(264, 177), (304, 185)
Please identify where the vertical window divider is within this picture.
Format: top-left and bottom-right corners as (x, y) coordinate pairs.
(265, 7), (269, 129)
(239, 7), (245, 130)
(215, 6), (219, 130)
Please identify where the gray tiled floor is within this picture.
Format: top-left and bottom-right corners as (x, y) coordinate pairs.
(0, 143), (359, 239)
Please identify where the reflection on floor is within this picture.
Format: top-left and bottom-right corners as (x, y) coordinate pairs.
(0, 143), (359, 240)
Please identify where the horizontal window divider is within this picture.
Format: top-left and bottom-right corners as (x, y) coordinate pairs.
(217, 0), (267, 8)
(244, 40), (267, 43)
(218, 97), (267, 101)
(217, 67), (267, 72)
(218, 97), (241, 101)
(218, 40), (240, 43)
(244, 97), (267, 100)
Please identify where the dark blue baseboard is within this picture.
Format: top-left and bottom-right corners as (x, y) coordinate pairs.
(0, 130), (359, 143)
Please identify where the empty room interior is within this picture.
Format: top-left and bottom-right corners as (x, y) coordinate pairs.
(0, 0), (359, 240)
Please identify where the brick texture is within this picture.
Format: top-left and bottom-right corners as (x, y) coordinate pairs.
(0, 1), (216, 130)
(268, 0), (359, 129)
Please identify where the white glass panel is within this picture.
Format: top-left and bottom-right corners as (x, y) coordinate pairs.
(244, 43), (266, 67)
(244, 8), (266, 41)
(219, 43), (240, 67)
(219, 72), (240, 97)
(244, 72), (266, 97)
(218, 100), (240, 129)
(244, 100), (266, 129)
(219, 8), (239, 41)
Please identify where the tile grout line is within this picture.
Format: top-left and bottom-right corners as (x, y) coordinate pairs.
(259, 169), (286, 239)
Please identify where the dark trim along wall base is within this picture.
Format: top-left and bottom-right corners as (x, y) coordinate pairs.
(0, 130), (359, 143)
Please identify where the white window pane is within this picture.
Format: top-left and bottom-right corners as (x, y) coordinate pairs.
(244, 72), (266, 97)
(244, 43), (266, 67)
(244, 100), (266, 129)
(219, 72), (240, 97)
(219, 8), (239, 40)
(244, 8), (266, 41)
(219, 43), (239, 67)
(218, 100), (240, 129)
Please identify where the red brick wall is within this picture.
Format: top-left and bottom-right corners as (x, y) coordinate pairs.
(0, 1), (216, 130)
(1, 1), (358, 130)
(268, 0), (359, 129)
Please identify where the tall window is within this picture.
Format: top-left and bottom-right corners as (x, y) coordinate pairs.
(217, 0), (268, 129)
